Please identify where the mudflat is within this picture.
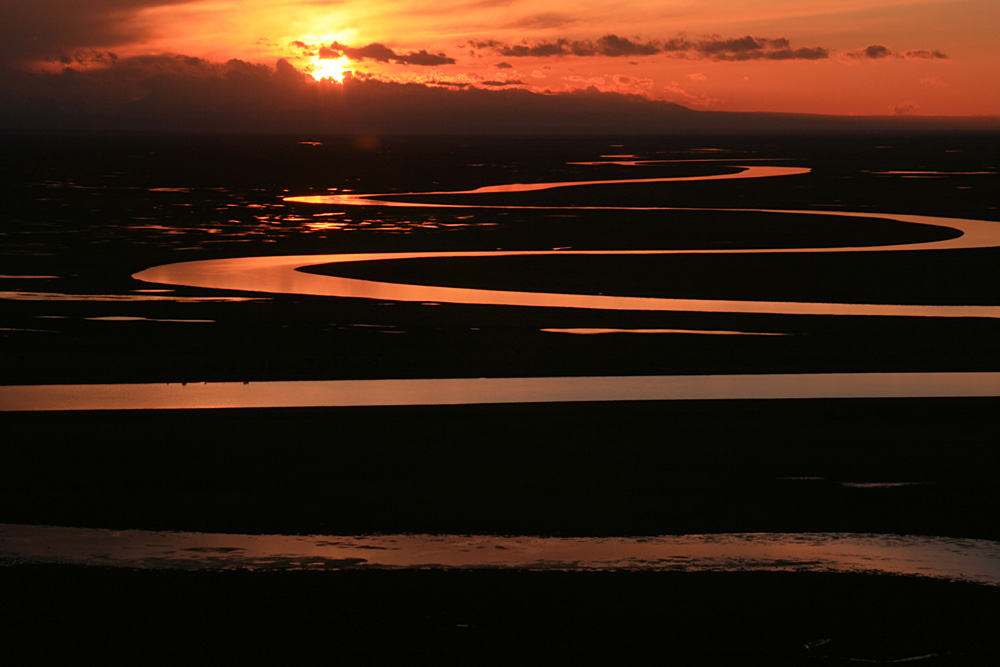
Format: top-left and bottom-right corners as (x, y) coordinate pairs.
(4, 566), (999, 665)
(2, 132), (999, 664)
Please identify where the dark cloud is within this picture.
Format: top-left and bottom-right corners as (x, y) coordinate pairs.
(481, 32), (830, 62)
(0, 56), (698, 133)
(2, 55), (994, 134)
(495, 62), (513, 69)
(474, 40), (570, 57)
(426, 79), (472, 88)
(903, 49), (949, 60)
(696, 35), (773, 56)
(864, 45), (893, 59)
(471, 35), (661, 58)
(763, 47), (828, 61)
(425, 76), (523, 88)
(0, 1), (192, 66)
(332, 43), (397, 62)
(56, 50), (120, 66)
(398, 50), (458, 67)
(593, 35), (660, 57)
(842, 45), (893, 61)
(472, 34), (828, 61)
(659, 38), (695, 53)
(694, 36), (827, 61)
(841, 45), (947, 62)
(318, 42), (456, 66)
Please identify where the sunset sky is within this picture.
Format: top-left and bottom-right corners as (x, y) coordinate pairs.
(2, 1), (998, 132)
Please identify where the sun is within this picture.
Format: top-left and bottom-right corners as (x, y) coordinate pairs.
(309, 56), (351, 83)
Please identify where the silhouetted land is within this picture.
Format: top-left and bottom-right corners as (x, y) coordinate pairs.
(2, 131), (998, 664)
(2, 133), (999, 383)
(3, 566), (999, 665)
(3, 399), (999, 539)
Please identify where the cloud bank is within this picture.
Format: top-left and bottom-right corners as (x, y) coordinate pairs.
(295, 41), (456, 67)
(470, 34), (830, 61)
(841, 45), (949, 62)
(0, 1), (192, 66)
(1, 55), (991, 135)
(0, 55), (693, 133)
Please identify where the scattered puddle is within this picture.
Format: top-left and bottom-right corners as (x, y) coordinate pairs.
(0, 291), (262, 302)
(0, 327), (58, 333)
(0, 274), (60, 280)
(840, 482), (926, 489)
(541, 328), (788, 336)
(869, 171), (994, 176)
(83, 316), (215, 323)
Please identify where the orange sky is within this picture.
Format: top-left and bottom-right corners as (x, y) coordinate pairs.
(5, 0), (999, 117)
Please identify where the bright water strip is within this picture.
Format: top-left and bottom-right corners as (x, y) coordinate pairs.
(3, 373), (1000, 412)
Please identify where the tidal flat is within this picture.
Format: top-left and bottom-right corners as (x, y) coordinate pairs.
(2, 132), (999, 663)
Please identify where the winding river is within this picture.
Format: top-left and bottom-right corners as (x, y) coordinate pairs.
(133, 164), (1000, 318)
(7, 162), (1000, 579)
(5, 162), (998, 413)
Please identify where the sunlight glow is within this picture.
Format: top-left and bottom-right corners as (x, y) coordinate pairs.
(309, 56), (351, 82)
(14, 0), (992, 115)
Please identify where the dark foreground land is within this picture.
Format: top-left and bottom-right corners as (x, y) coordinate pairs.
(2, 132), (999, 663)
(2, 132), (1000, 384)
(4, 399), (1000, 538)
(4, 399), (1000, 664)
(3, 566), (999, 665)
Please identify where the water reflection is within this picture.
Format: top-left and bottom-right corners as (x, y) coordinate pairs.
(568, 158), (789, 166)
(869, 171), (995, 176)
(0, 291), (261, 302)
(2, 524), (997, 584)
(0, 274), (60, 280)
(131, 209), (1000, 317)
(83, 316), (215, 323)
(541, 328), (787, 336)
(3, 373), (1000, 412)
(131, 162), (1000, 318)
(285, 165), (810, 207)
